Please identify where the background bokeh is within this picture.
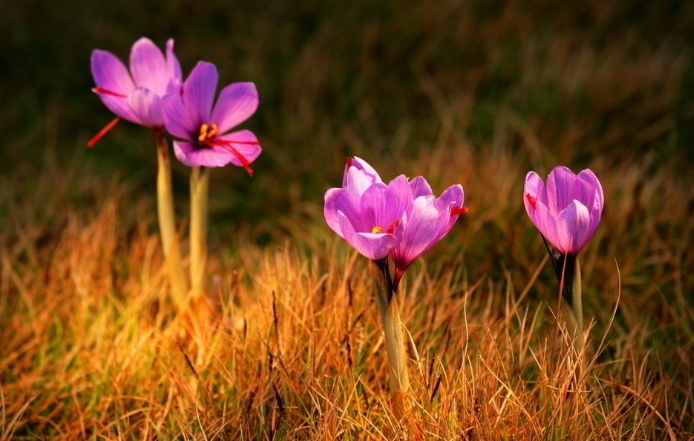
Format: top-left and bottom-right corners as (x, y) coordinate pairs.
(1, 0), (693, 239)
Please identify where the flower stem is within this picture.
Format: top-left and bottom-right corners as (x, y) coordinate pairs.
(190, 166), (210, 296)
(372, 259), (410, 419)
(156, 134), (188, 309)
(557, 253), (584, 355)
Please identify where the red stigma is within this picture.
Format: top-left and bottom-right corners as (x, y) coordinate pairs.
(203, 137), (259, 176)
(92, 87), (127, 98)
(451, 206), (469, 216)
(87, 117), (121, 147)
(525, 193), (537, 207)
(386, 219), (401, 235)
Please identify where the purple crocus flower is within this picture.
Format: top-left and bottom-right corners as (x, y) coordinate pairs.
(325, 157), (466, 269)
(162, 61), (261, 173)
(89, 37), (182, 145)
(524, 166), (604, 255)
(324, 158), (411, 260)
(391, 178), (466, 290)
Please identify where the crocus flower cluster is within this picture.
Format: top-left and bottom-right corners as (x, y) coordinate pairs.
(324, 157), (466, 290)
(90, 37), (261, 171)
(524, 166), (604, 256)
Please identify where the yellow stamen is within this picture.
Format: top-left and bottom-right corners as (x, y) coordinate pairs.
(198, 123), (219, 142)
(198, 123), (209, 142)
(372, 226), (383, 233)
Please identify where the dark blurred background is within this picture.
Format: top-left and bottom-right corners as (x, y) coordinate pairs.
(1, 0), (693, 241)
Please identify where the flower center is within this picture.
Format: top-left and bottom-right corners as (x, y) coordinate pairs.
(195, 122), (260, 176)
(198, 123), (218, 143)
(371, 220), (400, 235)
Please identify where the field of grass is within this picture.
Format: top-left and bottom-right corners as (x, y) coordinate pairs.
(1, 0), (693, 439)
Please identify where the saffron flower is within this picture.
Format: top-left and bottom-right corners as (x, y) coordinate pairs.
(324, 158), (411, 260)
(324, 156), (466, 417)
(162, 61), (261, 173)
(324, 156), (466, 276)
(391, 177), (465, 290)
(89, 37), (182, 144)
(524, 166), (604, 256)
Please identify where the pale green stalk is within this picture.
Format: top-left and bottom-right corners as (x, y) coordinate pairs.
(372, 259), (410, 418)
(156, 134), (188, 309)
(190, 166), (210, 297)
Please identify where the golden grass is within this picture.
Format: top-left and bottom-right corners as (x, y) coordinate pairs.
(1, 140), (692, 440)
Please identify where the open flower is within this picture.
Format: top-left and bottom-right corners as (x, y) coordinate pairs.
(325, 157), (466, 267)
(391, 178), (466, 290)
(324, 158), (411, 260)
(162, 61), (261, 173)
(524, 166), (604, 255)
(89, 37), (182, 144)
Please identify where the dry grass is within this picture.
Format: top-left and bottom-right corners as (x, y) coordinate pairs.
(2, 0), (694, 439)
(1, 138), (692, 440)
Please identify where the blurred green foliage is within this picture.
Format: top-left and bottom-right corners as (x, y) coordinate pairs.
(1, 0), (692, 239)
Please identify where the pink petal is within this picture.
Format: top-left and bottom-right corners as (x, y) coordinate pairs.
(211, 82), (259, 134)
(214, 130), (262, 168)
(91, 50), (137, 122)
(162, 92), (197, 139)
(129, 88), (163, 128)
(129, 38), (169, 95)
(91, 49), (134, 94)
(173, 140), (235, 167)
(343, 157), (382, 187)
(545, 166), (579, 215)
(337, 212), (399, 261)
(165, 39), (182, 83)
(184, 61), (219, 125)
(555, 200), (591, 254)
(409, 176), (433, 198)
(392, 196), (444, 270)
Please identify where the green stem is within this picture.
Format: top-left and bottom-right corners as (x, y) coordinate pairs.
(372, 259), (410, 418)
(156, 134), (188, 309)
(558, 254), (584, 354)
(190, 166), (210, 296)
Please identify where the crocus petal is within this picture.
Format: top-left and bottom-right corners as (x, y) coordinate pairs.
(324, 188), (348, 237)
(214, 130), (262, 167)
(184, 61), (219, 125)
(524, 171), (547, 209)
(577, 169), (604, 232)
(437, 184), (465, 231)
(530, 200), (561, 251)
(546, 166), (579, 215)
(555, 200), (591, 254)
(343, 166), (379, 196)
(337, 211), (399, 260)
(129, 38), (169, 95)
(91, 49), (134, 94)
(162, 92), (198, 139)
(343, 157), (382, 187)
(165, 39), (182, 83)
(129, 88), (163, 128)
(393, 196), (444, 270)
(91, 50), (137, 121)
(409, 176), (434, 198)
(211, 82), (259, 134)
(172, 140), (234, 167)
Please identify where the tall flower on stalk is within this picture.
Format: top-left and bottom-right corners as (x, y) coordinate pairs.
(524, 166), (604, 352)
(88, 37), (188, 308)
(89, 37), (182, 145)
(324, 157), (466, 418)
(162, 61), (261, 174)
(162, 60), (262, 309)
